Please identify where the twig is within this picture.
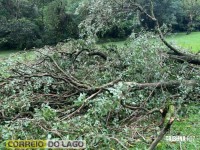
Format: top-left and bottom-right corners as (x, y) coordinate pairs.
(148, 118), (175, 150)
(110, 137), (128, 150)
(136, 131), (148, 143)
(61, 90), (102, 120)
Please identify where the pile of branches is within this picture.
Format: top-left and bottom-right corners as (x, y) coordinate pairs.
(0, 1), (200, 149)
(131, 0), (200, 65)
(0, 43), (119, 119)
(0, 37), (199, 149)
(0, 42), (198, 116)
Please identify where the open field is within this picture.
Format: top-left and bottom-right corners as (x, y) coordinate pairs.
(161, 104), (200, 149)
(99, 32), (200, 53)
(0, 49), (21, 58)
(167, 32), (200, 53)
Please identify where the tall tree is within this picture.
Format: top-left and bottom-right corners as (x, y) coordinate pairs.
(181, 0), (200, 33)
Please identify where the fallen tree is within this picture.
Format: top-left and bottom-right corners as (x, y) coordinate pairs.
(0, 37), (199, 149)
(0, 1), (200, 149)
(124, 80), (199, 90)
(131, 0), (200, 65)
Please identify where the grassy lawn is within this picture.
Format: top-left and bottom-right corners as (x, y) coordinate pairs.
(159, 104), (200, 150)
(99, 32), (200, 53)
(0, 49), (35, 60)
(0, 49), (21, 58)
(134, 104), (200, 150)
(167, 32), (200, 53)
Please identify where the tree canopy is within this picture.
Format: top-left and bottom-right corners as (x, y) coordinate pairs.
(0, 0), (200, 50)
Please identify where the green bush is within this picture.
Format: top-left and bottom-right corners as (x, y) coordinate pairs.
(0, 18), (41, 49)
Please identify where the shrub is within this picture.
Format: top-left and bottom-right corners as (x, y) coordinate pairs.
(0, 18), (41, 49)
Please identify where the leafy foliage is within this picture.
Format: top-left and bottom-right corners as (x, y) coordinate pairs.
(1, 0), (200, 50)
(0, 1), (200, 149)
(43, 0), (79, 43)
(0, 33), (199, 149)
(0, 0), (81, 50)
(0, 18), (41, 49)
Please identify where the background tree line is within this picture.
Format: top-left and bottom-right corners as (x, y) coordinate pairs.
(0, 0), (200, 50)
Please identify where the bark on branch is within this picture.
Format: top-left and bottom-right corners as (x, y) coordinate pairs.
(124, 80), (198, 90)
(148, 104), (175, 150)
(148, 117), (175, 150)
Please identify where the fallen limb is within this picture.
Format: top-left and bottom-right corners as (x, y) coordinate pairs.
(148, 104), (175, 150)
(120, 99), (161, 115)
(132, 0), (200, 65)
(124, 80), (198, 90)
(169, 54), (200, 65)
(61, 89), (102, 120)
(88, 51), (107, 60)
(0, 82), (6, 86)
(73, 49), (107, 61)
(92, 79), (121, 91)
(148, 117), (175, 150)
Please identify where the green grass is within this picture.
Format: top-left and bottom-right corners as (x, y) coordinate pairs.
(99, 32), (200, 53)
(97, 40), (128, 49)
(158, 104), (200, 150)
(0, 49), (21, 58)
(0, 49), (35, 60)
(167, 32), (200, 53)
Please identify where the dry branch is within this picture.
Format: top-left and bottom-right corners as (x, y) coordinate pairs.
(73, 49), (107, 61)
(169, 54), (200, 65)
(148, 104), (175, 150)
(148, 118), (175, 150)
(61, 89), (102, 120)
(124, 80), (198, 90)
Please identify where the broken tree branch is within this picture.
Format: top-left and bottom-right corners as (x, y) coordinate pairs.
(148, 104), (175, 150)
(124, 80), (198, 90)
(148, 117), (175, 150)
(132, 0), (200, 65)
(61, 89), (102, 120)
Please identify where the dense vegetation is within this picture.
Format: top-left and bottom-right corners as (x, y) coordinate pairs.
(0, 0), (200, 50)
(0, 0), (200, 150)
